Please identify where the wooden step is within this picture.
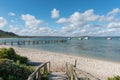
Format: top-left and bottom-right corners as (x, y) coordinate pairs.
(48, 72), (68, 80)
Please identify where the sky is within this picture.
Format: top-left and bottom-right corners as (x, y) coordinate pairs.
(1, 0), (120, 36)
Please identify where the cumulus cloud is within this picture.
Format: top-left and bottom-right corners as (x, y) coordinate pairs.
(57, 9), (99, 26)
(0, 17), (7, 28)
(107, 8), (120, 16)
(56, 8), (120, 36)
(9, 25), (19, 33)
(51, 8), (60, 18)
(99, 15), (114, 22)
(99, 8), (120, 22)
(8, 12), (16, 16)
(56, 9), (101, 36)
(107, 22), (120, 28)
(21, 14), (43, 29)
(8, 8), (120, 36)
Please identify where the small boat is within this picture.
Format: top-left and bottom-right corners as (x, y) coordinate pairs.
(84, 37), (89, 40)
(67, 38), (71, 40)
(107, 37), (112, 40)
(78, 37), (82, 40)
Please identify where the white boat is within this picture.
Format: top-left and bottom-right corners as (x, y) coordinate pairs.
(67, 38), (71, 40)
(78, 37), (82, 40)
(84, 37), (89, 40)
(107, 37), (112, 40)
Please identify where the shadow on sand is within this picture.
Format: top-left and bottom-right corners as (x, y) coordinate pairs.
(28, 61), (42, 66)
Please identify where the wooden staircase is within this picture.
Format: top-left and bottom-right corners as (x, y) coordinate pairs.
(27, 61), (100, 80)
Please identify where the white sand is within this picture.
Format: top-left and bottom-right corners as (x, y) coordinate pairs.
(1, 45), (120, 80)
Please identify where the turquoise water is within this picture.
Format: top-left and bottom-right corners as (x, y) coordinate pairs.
(0, 37), (120, 62)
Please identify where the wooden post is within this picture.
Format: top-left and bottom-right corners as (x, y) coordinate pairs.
(43, 65), (46, 74)
(11, 42), (13, 45)
(33, 41), (35, 45)
(3, 42), (6, 45)
(17, 41), (20, 45)
(23, 41), (25, 45)
(74, 59), (77, 67)
(28, 41), (30, 45)
(48, 62), (50, 72)
(70, 65), (74, 80)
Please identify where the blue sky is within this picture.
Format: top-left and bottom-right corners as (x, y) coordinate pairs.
(0, 0), (120, 36)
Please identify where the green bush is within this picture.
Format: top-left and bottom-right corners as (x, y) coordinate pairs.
(0, 48), (28, 64)
(0, 59), (34, 80)
(108, 76), (120, 80)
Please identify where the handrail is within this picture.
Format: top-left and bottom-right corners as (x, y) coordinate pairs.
(66, 63), (100, 80)
(27, 61), (50, 80)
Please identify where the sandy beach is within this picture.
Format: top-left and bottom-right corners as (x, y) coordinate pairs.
(0, 45), (120, 80)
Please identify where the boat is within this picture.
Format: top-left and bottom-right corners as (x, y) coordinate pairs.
(78, 37), (82, 40)
(107, 37), (112, 40)
(67, 37), (72, 40)
(84, 37), (89, 40)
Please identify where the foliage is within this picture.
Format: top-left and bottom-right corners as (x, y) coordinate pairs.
(0, 30), (18, 38)
(40, 68), (50, 80)
(0, 59), (34, 80)
(0, 48), (34, 80)
(0, 48), (28, 64)
(108, 76), (120, 80)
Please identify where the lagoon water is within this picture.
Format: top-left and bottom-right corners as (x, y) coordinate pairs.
(0, 37), (120, 62)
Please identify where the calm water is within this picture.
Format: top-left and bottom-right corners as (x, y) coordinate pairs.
(0, 37), (120, 62)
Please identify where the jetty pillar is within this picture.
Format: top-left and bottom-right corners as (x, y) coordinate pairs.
(28, 40), (30, 45)
(23, 41), (25, 45)
(11, 42), (13, 45)
(3, 42), (6, 45)
(17, 41), (20, 45)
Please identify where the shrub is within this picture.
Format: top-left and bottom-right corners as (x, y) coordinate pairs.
(0, 48), (9, 58)
(0, 59), (34, 80)
(108, 76), (120, 80)
(0, 48), (28, 64)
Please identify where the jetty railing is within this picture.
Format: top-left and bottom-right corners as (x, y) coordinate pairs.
(27, 61), (50, 80)
(0, 40), (67, 45)
(66, 63), (100, 80)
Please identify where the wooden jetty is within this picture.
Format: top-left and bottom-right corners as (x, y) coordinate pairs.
(0, 39), (67, 46)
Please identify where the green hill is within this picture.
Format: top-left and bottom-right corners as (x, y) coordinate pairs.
(0, 30), (19, 38)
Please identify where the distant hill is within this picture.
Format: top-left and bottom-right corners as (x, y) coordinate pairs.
(0, 30), (19, 38)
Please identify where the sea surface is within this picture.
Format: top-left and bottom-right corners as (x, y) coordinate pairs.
(0, 37), (120, 62)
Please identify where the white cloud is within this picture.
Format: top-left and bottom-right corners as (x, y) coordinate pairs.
(99, 15), (114, 22)
(107, 8), (120, 16)
(8, 8), (120, 36)
(55, 8), (120, 36)
(21, 14), (43, 29)
(51, 8), (60, 18)
(107, 22), (120, 28)
(56, 9), (100, 36)
(8, 12), (16, 16)
(9, 25), (19, 33)
(57, 9), (99, 26)
(56, 18), (68, 24)
(0, 17), (7, 28)
(99, 8), (120, 22)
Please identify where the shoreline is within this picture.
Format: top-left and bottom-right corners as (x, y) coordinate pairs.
(0, 45), (120, 80)
(14, 45), (120, 64)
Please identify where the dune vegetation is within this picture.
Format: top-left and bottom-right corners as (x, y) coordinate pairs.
(0, 48), (34, 80)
